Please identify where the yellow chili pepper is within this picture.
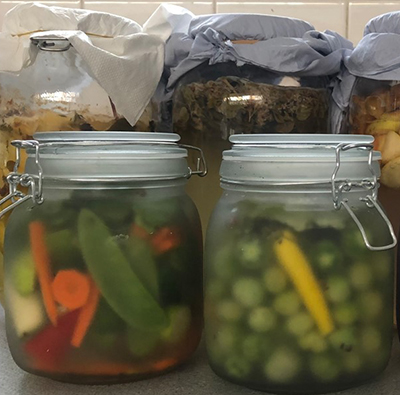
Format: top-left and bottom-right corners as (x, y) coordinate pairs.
(274, 230), (334, 336)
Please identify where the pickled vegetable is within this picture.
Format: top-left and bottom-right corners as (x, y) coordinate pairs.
(205, 198), (394, 393)
(4, 191), (202, 381)
(350, 82), (400, 188)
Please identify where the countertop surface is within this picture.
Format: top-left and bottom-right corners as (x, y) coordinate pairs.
(1, 307), (400, 395)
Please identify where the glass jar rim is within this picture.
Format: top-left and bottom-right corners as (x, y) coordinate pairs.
(224, 134), (381, 162)
(20, 131), (193, 184)
(221, 134), (381, 185)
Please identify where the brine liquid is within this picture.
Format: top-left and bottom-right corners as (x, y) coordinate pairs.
(4, 188), (203, 383)
(205, 194), (394, 394)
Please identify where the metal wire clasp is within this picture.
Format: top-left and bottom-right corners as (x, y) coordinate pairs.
(31, 37), (72, 52)
(180, 144), (208, 178)
(0, 140), (44, 219)
(331, 142), (396, 251)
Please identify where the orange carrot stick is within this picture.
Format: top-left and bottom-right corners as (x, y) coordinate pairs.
(51, 270), (91, 311)
(29, 221), (58, 326)
(151, 227), (181, 255)
(71, 278), (100, 348)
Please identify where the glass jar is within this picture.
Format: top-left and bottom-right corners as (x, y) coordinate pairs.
(172, 61), (330, 235)
(205, 134), (396, 394)
(0, 34), (158, 303)
(2, 132), (204, 384)
(348, 77), (400, 240)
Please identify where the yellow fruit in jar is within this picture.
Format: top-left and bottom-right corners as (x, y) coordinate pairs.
(366, 119), (400, 135)
(381, 157), (400, 189)
(380, 109), (400, 121)
(379, 131), (400, 165)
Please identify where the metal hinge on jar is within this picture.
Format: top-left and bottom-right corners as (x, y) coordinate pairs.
(0, 141), (44, 218)
(331, 142), (397, 251)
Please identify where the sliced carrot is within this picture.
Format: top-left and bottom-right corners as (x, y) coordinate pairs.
(131, 224), (151, 241)
(151, 227), (181, 255)
(71, 277), (100, 348)
(51, 270), (91, 311)
(29, 221), (58, 326)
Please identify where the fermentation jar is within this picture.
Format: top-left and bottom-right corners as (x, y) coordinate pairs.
(2, 132), (205, 383)
(165, 13), (352, 234)
(205, 134), (396, 394)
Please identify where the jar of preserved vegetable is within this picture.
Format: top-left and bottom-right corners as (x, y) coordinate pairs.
(165, 13), (352, 234)
(332, 11), (400, 249)
(347, 78), (400, 251)
(2, 132), (205, 383)
(205, 134), (396, 394)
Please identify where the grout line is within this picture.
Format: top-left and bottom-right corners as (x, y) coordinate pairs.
(345, 0), (350, 39)
(213, 0), (217, 14)
(80, 0), (84, 9)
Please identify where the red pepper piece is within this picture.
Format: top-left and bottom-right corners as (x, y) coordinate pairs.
(24, 309), (80, 370)
(151, 227), (181, 255)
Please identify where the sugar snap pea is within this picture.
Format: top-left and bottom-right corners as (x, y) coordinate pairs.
(78, 209), (168, 332)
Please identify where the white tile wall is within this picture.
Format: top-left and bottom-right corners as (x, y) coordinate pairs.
(84, 2), (213, 25)
(216, 2), (347, 37)
(0, 0), (400, 45)
(348, 2), (400, 43)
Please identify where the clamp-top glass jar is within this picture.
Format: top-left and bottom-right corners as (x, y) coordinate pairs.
(205, 135), (396, 394)
(2, 132), (205, 384)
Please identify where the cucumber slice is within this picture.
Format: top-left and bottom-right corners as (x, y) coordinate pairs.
(263, 267), (288, 294)
(216, 300), (243, 323)
(78, 209), (168, 332)
(248, 307), (277, 333)
(11, 250), (36, 296)
(264, 348), (300, 383)
(273, 291), (301, 316)
(233, 278), (264, 308)
(286, 312), (313, 337)
(310, 355), (341, 382)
